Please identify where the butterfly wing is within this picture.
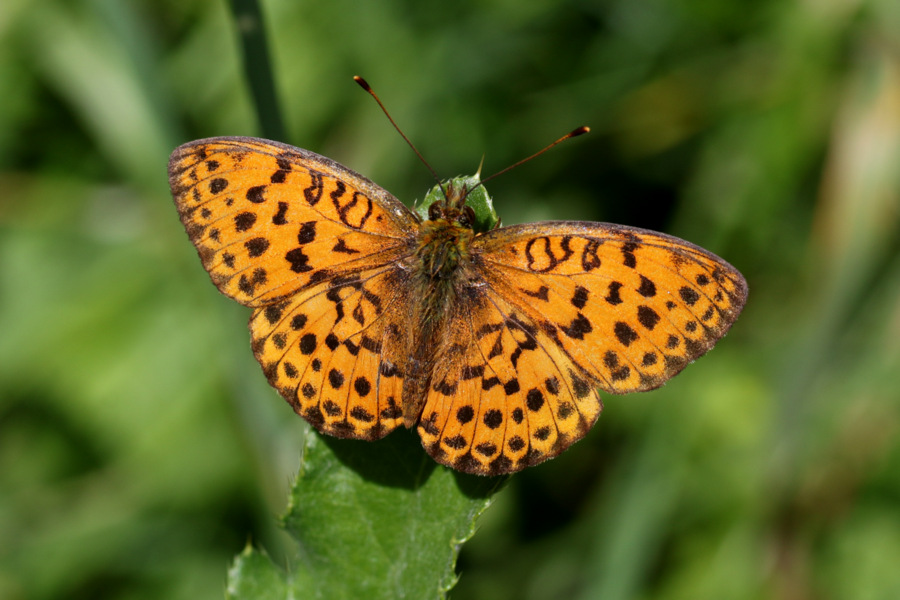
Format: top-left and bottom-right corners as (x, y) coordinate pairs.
(417, 283), (603, 475)
(417, 221), (747, 475)
(168, 136), (418, 306)
(169, 137), (419, 439)
(248, 263), (411, 439)
(475, 221), (747, 393)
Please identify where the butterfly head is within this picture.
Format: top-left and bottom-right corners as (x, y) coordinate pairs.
(415, 177), (489, 280)
(416, 174), (499, 233)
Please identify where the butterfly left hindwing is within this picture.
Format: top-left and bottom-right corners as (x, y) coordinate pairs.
(249, 263), (412, 440)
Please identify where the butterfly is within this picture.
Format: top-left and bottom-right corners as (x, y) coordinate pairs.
(168, 135), (747, 476)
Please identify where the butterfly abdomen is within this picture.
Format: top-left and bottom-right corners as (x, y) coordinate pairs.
(399, 217), (478, 425)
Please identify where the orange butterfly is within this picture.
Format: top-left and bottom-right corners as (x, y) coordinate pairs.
(169, 135), (746, 475)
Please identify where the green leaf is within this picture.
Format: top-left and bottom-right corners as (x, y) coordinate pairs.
(226, 428), (504, 599)
(416, 174), (499, 232)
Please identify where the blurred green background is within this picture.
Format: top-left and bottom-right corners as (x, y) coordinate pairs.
(2, 0), (900, 598)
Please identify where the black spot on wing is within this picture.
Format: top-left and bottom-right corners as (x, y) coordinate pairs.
(680, 286), (700, 306)
(605, 281), (623, 305)
(247, 185), (266, 203)
(614, 321), (638, 346)
(235, 212), (256, 232)
(209, 178), (228, 194)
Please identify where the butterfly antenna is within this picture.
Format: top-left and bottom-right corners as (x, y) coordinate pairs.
(474, 126), (590, 195)
(354, 76), (447, 200)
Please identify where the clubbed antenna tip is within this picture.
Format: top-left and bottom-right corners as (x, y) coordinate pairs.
(354, 76), (591, 206)
(478, 125), (591, 189)
(353, 75), (444, 195)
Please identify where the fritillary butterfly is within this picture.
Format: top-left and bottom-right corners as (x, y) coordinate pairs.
(168, 135), (747, 476)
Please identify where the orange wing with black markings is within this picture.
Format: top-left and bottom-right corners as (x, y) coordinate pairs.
(249, 264), (411, 440)
(416, 221), (746, 475)
(476, 222), (747, 394)
(417, 281), (603, 475)
(168, 137), (417, 307)
(169, 137), (418, 440)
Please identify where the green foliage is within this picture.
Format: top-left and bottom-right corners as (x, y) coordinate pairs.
(227, 431), (501, 599)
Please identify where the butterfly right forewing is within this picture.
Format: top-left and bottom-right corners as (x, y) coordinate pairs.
(474, 221), (748, 394)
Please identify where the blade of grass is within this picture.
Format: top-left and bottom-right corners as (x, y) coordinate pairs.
(227, 0), (286, 140)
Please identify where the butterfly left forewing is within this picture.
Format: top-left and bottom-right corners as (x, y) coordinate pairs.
(168, 137), (418, 307)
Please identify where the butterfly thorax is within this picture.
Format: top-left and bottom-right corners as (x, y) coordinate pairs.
(413, 195), (478, 323)
(415, 217), (474, 279)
